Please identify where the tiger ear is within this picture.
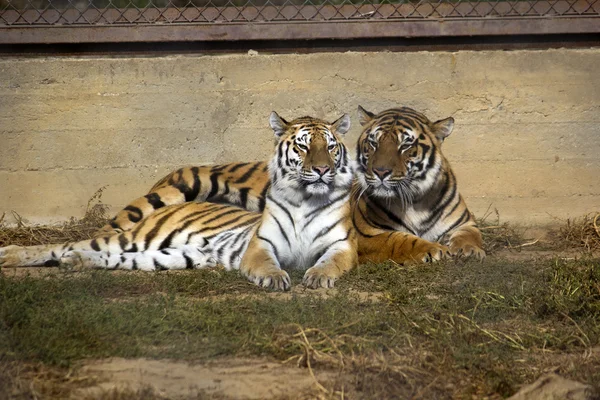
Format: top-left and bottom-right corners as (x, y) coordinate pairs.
(331, 114), (351, 136)
(269, 111), (289, 138)
(357, 105), (375, 126)
(432, 117), (454, 142)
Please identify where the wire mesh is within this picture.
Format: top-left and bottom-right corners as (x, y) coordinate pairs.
(0, 0), (598, 26)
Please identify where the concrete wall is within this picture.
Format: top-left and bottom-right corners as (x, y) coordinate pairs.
(0, 49), (598, 226)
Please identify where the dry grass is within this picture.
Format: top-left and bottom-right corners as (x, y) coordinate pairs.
(0, 188), (109, 247)
(552, 212), (600, 252)
(476, 207), (529, 254)
(0, 361), (97, 400)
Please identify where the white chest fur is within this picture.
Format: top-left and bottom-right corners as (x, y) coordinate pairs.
(260, 193), (349, 270)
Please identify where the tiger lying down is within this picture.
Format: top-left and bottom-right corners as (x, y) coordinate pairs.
(94, 106), (485, 264)
(0, 113), (357, 290)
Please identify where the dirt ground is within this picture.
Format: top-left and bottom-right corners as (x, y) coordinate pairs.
(76, 357), (337, 399)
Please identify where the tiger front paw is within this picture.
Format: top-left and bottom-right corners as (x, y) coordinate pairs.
(302, 266), (337, 289)
(246, 268), (291, 291)
(449, 240), (486, 260)
(406, 241), (449, 264)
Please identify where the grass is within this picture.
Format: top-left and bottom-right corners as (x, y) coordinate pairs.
(1, 205), (599, 398)
(1, 256), (599, 399)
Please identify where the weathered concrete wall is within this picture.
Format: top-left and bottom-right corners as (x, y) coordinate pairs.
(0, 49), (598, 225)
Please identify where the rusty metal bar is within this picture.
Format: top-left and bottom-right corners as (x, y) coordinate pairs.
(0, 17), (599, 43)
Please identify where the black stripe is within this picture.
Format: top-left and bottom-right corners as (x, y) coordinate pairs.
(223, 181), (230, 196)
(422, 177), (457, 227)
(207, 172), (222, 200)
(158, 230), (177, 250)
(325, 227), (352, 248)
(235, 162), (261, 184)
(132, 258), (138, 270)
(178, 204), (228, 224)
(216, 232), (236, 259)
(228, 162), (249, 173)
(228, 225), (254, 266)
(352, 205), (376, 239)
(257, 234), (280, 260)
(437, 209), (470, 241)
(201, 214), (260, 241)
(185, 166), (201, 202)
(371, 198), (414, 234)
(277, 143), (284, 168)
(90, 239), (100, 251)
(314, 216), (345, 241)
(203, 208), (245, 225)
(160, 250), (170, 255)
(303, 192), (349, 228)
(161, 205), (231, 247)
(154, 258), (168, 271)
(118, 234), (129, 250)
(110, 220), (120, 229)
(239, 187), (250, 209)
(257, 182), (270, 212)
(124, 206), (143, 223)
(143, 207), (183, 250)
(272, 216), (291, 247)
(126, 243), (138, 253)
(145, 193), (166, 209)
(184, 254), (194, 269)
(211, 164), (229, 173)
(266, 194), (296, 231)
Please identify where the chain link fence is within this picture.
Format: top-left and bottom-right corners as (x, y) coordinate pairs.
(0, 0), (598, 42)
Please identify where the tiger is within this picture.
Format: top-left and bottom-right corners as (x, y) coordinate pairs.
(0, 113), (357, 290)
(353, 106), (485, 261)
(91, 106), (480, 264)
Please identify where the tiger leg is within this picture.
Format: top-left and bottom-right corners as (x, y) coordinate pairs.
(239, 236), (291, 291)
(302, 240), (358, 289)
(358, 231), (449, 265)
(60, 246), (217, 271)
(0, 232), (136, 268)
(447, 225), (486, 260)
(96, 186), (189, 237)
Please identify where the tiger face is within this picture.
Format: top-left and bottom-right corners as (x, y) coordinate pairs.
(268, 112), (353, 197)
(356, 106), (455, 201)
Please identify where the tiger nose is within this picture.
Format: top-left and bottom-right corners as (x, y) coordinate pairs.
(312, 165), (331, 176)
(373, 167), (391, 180)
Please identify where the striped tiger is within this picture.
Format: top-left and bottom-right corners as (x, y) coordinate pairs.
(93, 107), (473, 264)
(0, 113), (357, 290)
(354, 106), (485, 260)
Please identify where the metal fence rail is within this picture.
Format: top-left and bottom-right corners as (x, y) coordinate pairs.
(1, 0), (599, 43)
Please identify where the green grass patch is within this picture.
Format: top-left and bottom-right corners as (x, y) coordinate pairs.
(1, 257), (599, 398)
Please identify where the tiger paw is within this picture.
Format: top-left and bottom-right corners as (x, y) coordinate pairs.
(302, 266), (337, 289)
(59, 251), (86, 271)
(407, 241), (449, 264)
(247, 268), (291, 291)
(0, 245), (25, 267)
(449, 241), (486, 260)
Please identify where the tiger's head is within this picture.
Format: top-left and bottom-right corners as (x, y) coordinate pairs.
(356, 106), (454, 202)
(268, 112), (353, 197)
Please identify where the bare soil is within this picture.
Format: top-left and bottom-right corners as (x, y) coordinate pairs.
(75, 357), (338, 400)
